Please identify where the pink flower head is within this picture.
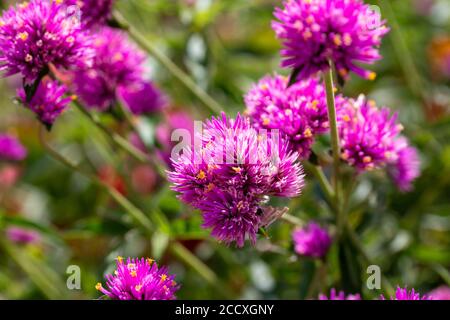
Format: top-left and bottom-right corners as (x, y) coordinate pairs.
(292, 222), (332, 258)
(319, 288), (361, 300)
(0, 134), (27, 162)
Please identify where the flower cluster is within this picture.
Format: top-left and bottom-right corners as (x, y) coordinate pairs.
(337, 95), (420, 191)
(0, 0), (92, 84)
(272, 0), (389, 81)
(72, 27), (165, 114)
(168, 113), (305, 247)
(63, 0), (114, 29)
(292, 222), (332, 259)
(96, 257), (179, 300)
(244, 74), (329, 159)
(0, 134), (27, 162)
(17, 78), (73, 128)
(319, 288), (361, 300)
(381, 286), (431, 300)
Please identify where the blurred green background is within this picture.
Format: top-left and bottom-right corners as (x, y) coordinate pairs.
(0, 0), (449, 299)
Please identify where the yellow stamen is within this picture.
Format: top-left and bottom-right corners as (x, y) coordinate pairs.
(343, 33), (352, 46)
(146, 258), (154, 266)
(71, 94), (78, 101)
(135, 284), (142, 292)
(161, 274), (168, 281)
(25, 54), (33, 62)
(343, 115), (351, 122)
(196, 170), (206, 180)
(206, 183), (215, 192)
(310, 100), (318, 110)
(368, 72), (377, 81)
(232, 167), (242, 173)
(303, 128), (313, 138)
(302, 30), (312, 40)
(333, 34), (342, 46)
(263, 118), (270, 126)
(18, 32), (29, 41)
(363, 156), (372, 164)
(116, 256), (124, 264)
(95, 283), (102, 291)
(130, 270), (137, 277)
(66, 36), (75, 43)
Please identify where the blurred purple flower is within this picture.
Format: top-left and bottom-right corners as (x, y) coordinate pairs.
(292, 222), (332, 258)
(168, 113), (304, 247)
(0, 134), (27, 162)
(381, 286), (431, 300)
(272, 0), (389, 81)
(388, 138), (421, 192)
(63, 0), (114, 29)
(6, 227), (40, 245)
(17, 78), (73, 127)
(72, 27), (147, 111)
(117, 81), (167, 115)
(96, 257), (179, 300)
(0, 0), (92, 84)
(244, 74), (329, 159)
(428, 286), (450, 300)
(319, 288), (361, 300)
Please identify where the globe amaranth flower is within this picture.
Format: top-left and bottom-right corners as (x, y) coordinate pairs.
(0, 0), (92, 84)
(428, 286), (450, 300)
(272, 0), (389, 81)
(0, 134), (27, 162)
(17, 78), (73, 128)
(6, 227), (41, 245)
(117, 80), (167, 115)
(244, 74), (329, 159)
(337, 95), (421, 187)
(62, 0), (114, 29)
(72, 27), (160, 113)
(96, 257), (179, 300)
(381, 286), (431, 300)
(319, 288), (361, 300)
(292, 222), (332, 259)
(168, 113), (305, 247)
(388, 137), (421, 192)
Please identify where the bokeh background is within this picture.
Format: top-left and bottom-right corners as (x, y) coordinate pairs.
(0, 0), (449, 299)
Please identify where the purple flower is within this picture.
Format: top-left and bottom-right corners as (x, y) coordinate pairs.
(0, 134), (27, 162)
(388, 138), (421, 192)
(6, 227), (40, 245)
(117, 81), (167, 115)
(292, 222), (332, 258)
(428, 286), (450, 300)
(17, 78), (73, 127)
(63, 0), (114, 29)
(72, 27), (147, 111)
(337, 95), (403, 171)
(319, 288), (361, 300)
(0, 0), (92, 84)
(244, 74), (329, 159)
(168, 113), (305, 247)
(381, 286), (431, 300)
(96, 257), (179, 300)
(272, 0), (389, 81)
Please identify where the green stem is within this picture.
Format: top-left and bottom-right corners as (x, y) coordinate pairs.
(112, 10), (222, 115)
(303, 161), (334, 204)
(281, 213), (304, 227)
(324, 63), (344, 236)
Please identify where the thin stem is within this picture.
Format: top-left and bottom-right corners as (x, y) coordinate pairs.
(281, 213), (304, 227)
(303, 161), (334, 204)
(345, 223), (395, 296)
(112, 10), (222, 115)
(324, 63), (344, 236)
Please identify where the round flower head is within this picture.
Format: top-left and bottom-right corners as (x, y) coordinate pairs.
(428, 286), (450, 300)
(0, 134), (27, 162)
(6, 227), (41, 245)
(337, 95), (404, 171)
(388, 138), (420, 192)
(73, 27), (147, 111)
(292, 222), (332, 258)
(381, 286), (431, 300)
(62, 0), (114, 29)
(0, 0), (92, 84)
(244, 74), (329, 159)
(168, 113), (305, 247)
(272, 0), (389, 81)
(117, 81), (167, 115)
(319, 288), (361, 300)
(96, 257), (179, 300)
(17, 78), (73, 128)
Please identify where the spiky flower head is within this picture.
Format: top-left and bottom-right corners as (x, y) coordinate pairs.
(96, 257), (179, 300)
(319, 288), (361, 300)
(62, 0), (114, 29)
(17, 78), (73, 127)
(0, 0), (92, 84)
(0, 134), (27, 162)
(244, 74), (329, 159)
(272, 0), (389, 81)
(168, 113), (305, 247)
(117, 80), (167, 115)
(72, 27), (147, 111)
(292, 222), (332, 258)
(381, 286), (431, 300)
